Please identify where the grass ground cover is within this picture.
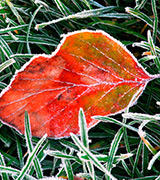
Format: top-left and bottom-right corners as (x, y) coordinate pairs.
(0, 0), (160, 179)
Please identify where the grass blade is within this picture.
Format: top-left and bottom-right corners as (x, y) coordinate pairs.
(79, 108), (89, 149)
(151, 0), (158, 43)
(148, 151), (160, 170)
(70, 133), (117, 180)
(132, 175), (159, 180)
(147, 30), (160, 71)
(44, 150), (82, 164)
(16, 132), (47, 180)
(138, 128), (157, 157)
(123, 118), (142, 177)
(2, 34), (59, 47)
(35, 6), (119, 29)
(0, 165), (37, 180)
(0, 25), (28, 34)
(79, 108), (96, 179)
(26, 5), (42, 54)
(62, 159), (74, 180)
(0, 134), (12, 147)
(5, 0), (25, 25)
(106, 128), (123, 179)
(0, 82), (7, 89)
(155, 175), (160, 180)
(121, 160), (133, 177)
(55, 0), (71, 15)
(133, 41), (160, 54)
(0, 36), (13, 58)
(0, 73), (11, 81)
(142, 143), (149, 176)
(122, 113), (160, 121)
(92, 116), (138, 133)
(10, 54), (34, 58)
(135, 0), (148, 9)
(80, 153), (132, 162)
(0, 59), (15, 72)
(0, 153), (9, 180)
(0, 36), (20, 70)
(24, 111), (43, 179)
(132, 140), (143, 177)
(15, 135), (24, 169)
(83, 0), (92, 9)
(125, 7), (160, 34)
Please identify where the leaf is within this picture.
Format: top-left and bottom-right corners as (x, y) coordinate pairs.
(0, 30), (159, 138)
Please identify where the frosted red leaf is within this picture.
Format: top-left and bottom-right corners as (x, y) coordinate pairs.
(0, 30), (158, 138)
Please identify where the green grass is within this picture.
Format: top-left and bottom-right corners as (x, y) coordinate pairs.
(0, 0), (160, 179)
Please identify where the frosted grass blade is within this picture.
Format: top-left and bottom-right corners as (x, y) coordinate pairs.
(0, 165), (36, 180)
(78, 108), (96, 179)
(135, 0), (148, 9)
(0, 36), (20, 69)
(0, 73), (12, 81)
(25, 112), (43, 178)
(0, 82), (7, 89)
(133, 41), (160, 54)
(92, 116), (138, 133)
(151, 0), (158, 43)
(0, 153), (9, 180)
(2, 35), (59, 47)
(5, 0), (25, 25)
(0, 37), (13, 58)
(82, 0), (92, 9)
(16, 134), (47, 180)
(142, 144), (149, 176)
(138, 56), (156, 63)
(0, 59), (15, 72)
(147, 31), (160, 71)
(122, 113), (160, 121)
(15, 135), (24, 168)
(79, 153), (132, 162)
(125, 7), (160, 34)
(106, 128), (123, 179)
(0, 134), (11, 147)
(62, 159), (74, 180)
(133, 140), (143, 176)
(26, 5), (42, 54)
(121, 160), (132, 177)
(148, 151), (160, 170)
(98, 13), (131, 18)
(79, 108), (88, 149)
(10, 54), (34, 58)
(0, 25), (28, 34)
(70, 133), (117, 180)
(122, 120), (141, 177)
(44, 150), (82, 164)
(35, 6), (118, 29)
(155, 175), (160, 180)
